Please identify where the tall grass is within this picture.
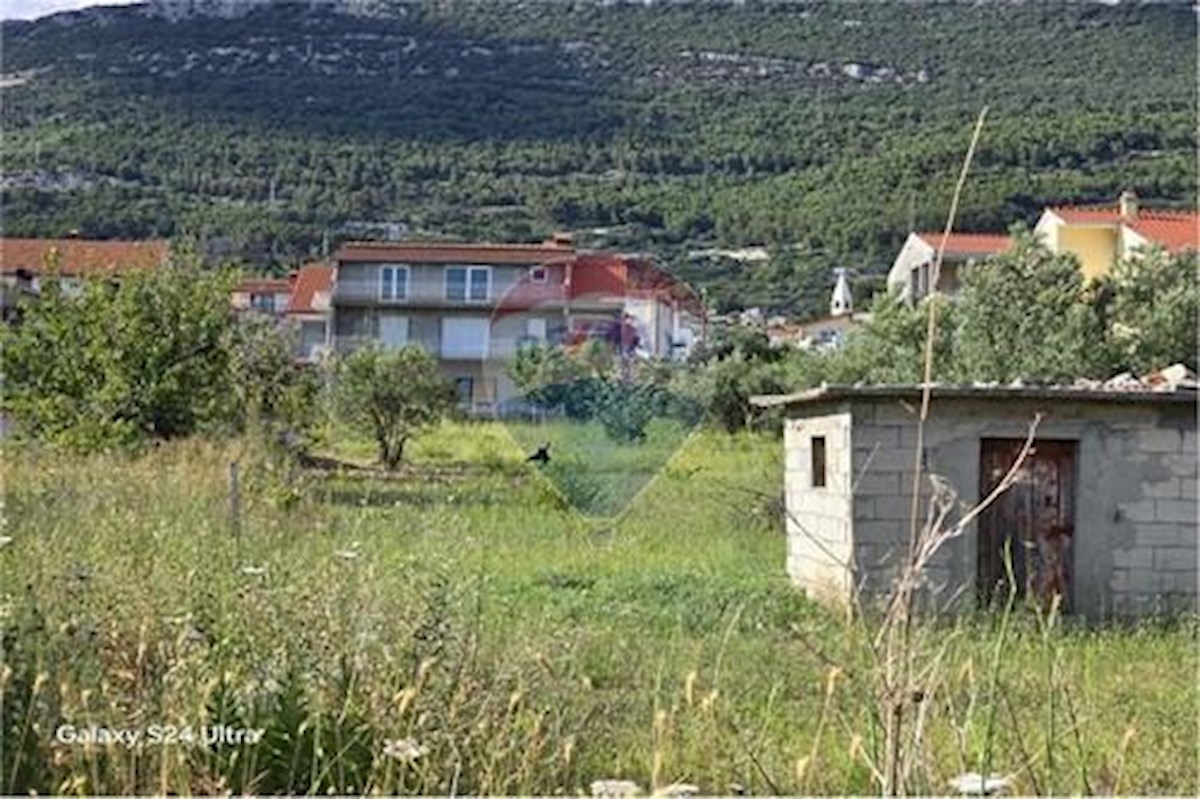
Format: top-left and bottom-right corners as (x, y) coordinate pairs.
(1, 426), (1196, 794)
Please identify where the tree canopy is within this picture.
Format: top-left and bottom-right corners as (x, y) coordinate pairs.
(1, 1), (1194, 319)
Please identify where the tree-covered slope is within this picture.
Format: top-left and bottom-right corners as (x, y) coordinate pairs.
(1, 0), (1194, 317)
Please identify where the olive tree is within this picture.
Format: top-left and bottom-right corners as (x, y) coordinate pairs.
(332, 344), (455, 469)
(951, 229), (1106, 383)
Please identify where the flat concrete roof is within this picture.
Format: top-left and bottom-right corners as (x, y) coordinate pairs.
(752, 383), (1200, 410)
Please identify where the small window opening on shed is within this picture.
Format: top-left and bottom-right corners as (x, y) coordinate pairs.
(811, 436), (827, 487)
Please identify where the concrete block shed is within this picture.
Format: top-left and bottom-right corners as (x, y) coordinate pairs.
(752, 384), (1198, 620)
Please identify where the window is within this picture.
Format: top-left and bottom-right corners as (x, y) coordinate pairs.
(529, 266), (549, 284)
(811, 436), (827, 488)
(379, 265), (409, 301)
(441, 316), (490, 359)
(379, 314), (409, 349)
(250, 293), (276, 313)
(454, 377), (474, 406)
(446, 266), (490, 302)
(526, 318), (547, 341)
(911, 262), (930, 299)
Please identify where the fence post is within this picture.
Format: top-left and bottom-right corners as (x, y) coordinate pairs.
(229, 460), (241, 539)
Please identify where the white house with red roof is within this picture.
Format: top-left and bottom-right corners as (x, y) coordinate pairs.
(888, 192), (1198, 301)
(231, 276), (294, 317)
(886, 231), (1013, 301)
(0, 237), (171, 320)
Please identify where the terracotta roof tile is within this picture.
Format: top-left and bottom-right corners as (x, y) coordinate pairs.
(0, 238), (169, 275)
(334, 240), (574, 265)
(235, 277), (292, 294)
(286, 263), (333, 314)
(1048, 207), (1125, 225)
(1047, 205), (1198, 251)
(1128, 213), (1199, 252)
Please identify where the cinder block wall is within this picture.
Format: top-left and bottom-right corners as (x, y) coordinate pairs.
(849, 401), (966, 607)
(783, 408), (854, 607)
(1107, 420), (1197, 616)
(783, 397), (1197, 619)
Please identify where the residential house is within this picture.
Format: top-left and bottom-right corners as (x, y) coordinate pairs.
(328, 238), (704, 409)
(286, 262), (334, 362)
(231, 276), (294, 317)
(886, 232), (1012, 301)
(887, 192), (1198, 301)
(1033, 191), (1199, 280)
(0, 237), (169, 320)
(753, 373), (1198, 620)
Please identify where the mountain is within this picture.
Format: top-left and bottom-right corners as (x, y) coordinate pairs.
(1, 0), (1195, 317)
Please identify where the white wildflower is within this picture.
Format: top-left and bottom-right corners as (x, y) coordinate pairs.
(591, 779), (642, 797)
(240, 565), (267, 577)
(382, 737), (427, 763)
(335, 550), (359, 560)
(0, 536), (12, 548)
(950, 772), (1010, 796)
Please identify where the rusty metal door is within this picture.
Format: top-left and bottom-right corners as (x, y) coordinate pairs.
(977, 439), (1077, 610)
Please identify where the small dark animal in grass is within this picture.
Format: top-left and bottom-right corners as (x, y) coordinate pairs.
(527, 442), (551, 465)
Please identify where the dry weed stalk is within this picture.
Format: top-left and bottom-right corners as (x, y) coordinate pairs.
(774, 106), (1067, 795)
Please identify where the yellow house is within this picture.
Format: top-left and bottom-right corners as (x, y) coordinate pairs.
(1034, 191), (1199, 280)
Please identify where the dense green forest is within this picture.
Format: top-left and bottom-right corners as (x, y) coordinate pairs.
(1, 0), (1195, 317)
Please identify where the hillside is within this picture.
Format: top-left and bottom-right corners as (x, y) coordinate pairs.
(1, 0), (1195, 317)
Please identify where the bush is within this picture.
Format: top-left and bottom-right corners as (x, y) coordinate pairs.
(592, 379), (662, 442)
(508, 342), (699, 439)
(672, 333), (794, 433)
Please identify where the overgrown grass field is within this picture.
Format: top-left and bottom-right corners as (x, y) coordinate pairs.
(2, 424), (1196, 794)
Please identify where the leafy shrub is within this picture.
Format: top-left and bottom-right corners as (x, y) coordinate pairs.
(592, 380), (662, 442)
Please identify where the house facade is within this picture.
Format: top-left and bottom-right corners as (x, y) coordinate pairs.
(885, 232), (1012, 301)
(0, 237), (169, 320)
(1033, 191), (1199, 280)
(231, 276), (294, 317)
(286, 262), (334, 362)
(328, 239), (704, 410)
(754, 382), (1198, 620)
(887, 192), (1198, 301)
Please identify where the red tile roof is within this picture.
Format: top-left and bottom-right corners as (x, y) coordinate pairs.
(286, 263), (333, 314)
(1127, 214), (1199, 253)
(1047, 207), (1125, 225)
(334, 240), (574, 265)
(1047, 206), (1199, 252)
(915, 232), (1012, 255)
(0, 238), (169, 275)
(570, 252), (631, 298)
(235, 277), (292, 295)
